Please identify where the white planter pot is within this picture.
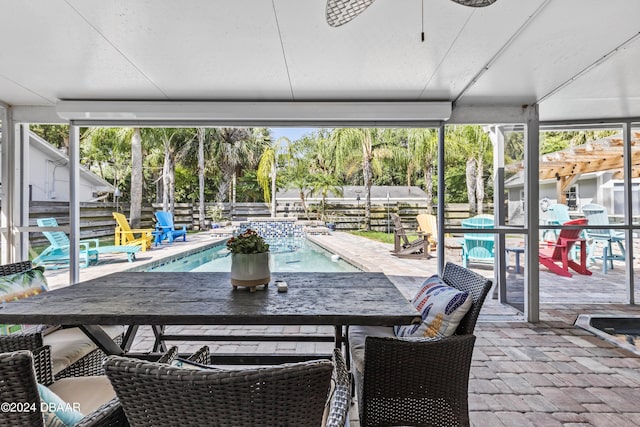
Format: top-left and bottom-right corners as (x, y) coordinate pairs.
(230, 252), (271, 291)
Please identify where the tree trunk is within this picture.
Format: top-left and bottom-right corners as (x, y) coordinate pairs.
(476, 157), (485, 215)
(232, 172), (237, 204)
(425, 161), (434, 214)
(466, 158), (477, 214)
(217, 173), (229, 203)
(169, 161), (175, 214)
(129, 128), (143, 228)
(362, 135), (373, 231)
(299, 191), (310, 220)
(197, 128), (206, 230)
(162, 150), (171, 212)
(271, 162), (276, 218)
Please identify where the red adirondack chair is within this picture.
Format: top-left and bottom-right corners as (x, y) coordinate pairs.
(539, 218), (592, 278)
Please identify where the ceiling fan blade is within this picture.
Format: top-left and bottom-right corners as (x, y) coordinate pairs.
(449, 0), (498, 7)
(326, 0), (377, 27)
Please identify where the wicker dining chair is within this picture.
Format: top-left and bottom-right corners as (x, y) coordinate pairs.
(350, 262), (492, 427)
(155, 345), (210, 365)
(105, 348), (350, 427)
(0, 261), (124, 383)
(0, 349), (127, 427)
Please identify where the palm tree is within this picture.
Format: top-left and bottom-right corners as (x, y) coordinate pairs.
(146, 128), (196, 214)
(333, 128), (390, 230)
(408, 129), (439, 213)
(210, 128), (270, 204)
(82, 127), (143, 224)
(309, 173), (343, 221)
(258, 135), (294, 218)
(279, 136), (315, 220)
(446, 125), (493, 214)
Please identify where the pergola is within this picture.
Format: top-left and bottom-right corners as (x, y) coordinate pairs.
(2, 0), (640, 322)
(515, 133), (640, 204)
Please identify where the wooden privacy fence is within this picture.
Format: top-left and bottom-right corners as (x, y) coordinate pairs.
(28, 200), (493, 244)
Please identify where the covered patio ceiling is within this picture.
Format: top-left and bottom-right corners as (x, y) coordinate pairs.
(1, 0), (640, 123)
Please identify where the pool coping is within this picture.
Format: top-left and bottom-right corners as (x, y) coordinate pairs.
(122, 237), (227, 272)
(306, 234), (370, 272)
(575, 313), (640, 356)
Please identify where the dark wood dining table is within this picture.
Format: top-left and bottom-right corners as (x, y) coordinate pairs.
(0, 271), (419, 364)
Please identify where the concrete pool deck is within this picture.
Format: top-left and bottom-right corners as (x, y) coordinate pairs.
(42, 231), (640, 426)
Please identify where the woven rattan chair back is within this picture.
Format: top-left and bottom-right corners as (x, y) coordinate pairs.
(362, 334), (476, 427)
(105, 356), (333, 427)
(0, 350), (48, 426)
(441, 261), (492, 335)
(358, 263), (491, 427)
(0, 349), (128, 427)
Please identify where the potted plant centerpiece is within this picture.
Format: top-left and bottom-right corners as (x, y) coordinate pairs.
(227, 229), (270, 292)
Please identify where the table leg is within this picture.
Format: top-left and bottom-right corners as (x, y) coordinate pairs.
(152, 325), (168, 352)
(334, 325), (343, 349)
(79, 325), (125, 356)
(121, 325), (139, 352)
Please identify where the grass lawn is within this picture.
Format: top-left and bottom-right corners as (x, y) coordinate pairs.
(348, 230), (394, 245)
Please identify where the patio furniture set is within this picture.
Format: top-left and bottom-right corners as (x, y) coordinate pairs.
(0, 252), (492, 425)
(431, 203), (626, 278)
(541, 202), (627, 275)
(32, 211), (186, 270)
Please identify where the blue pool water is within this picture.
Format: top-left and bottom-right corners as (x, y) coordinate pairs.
(147, 238), (359, 273)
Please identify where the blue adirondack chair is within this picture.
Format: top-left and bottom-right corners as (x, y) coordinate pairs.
(581, 203), (625, 273)
(33, 218), (141, 269)
(32, 218), (99, 269)
(459, 215), (495, 268)
(542, 204), (570, 237)
(155, 211), (187, 244)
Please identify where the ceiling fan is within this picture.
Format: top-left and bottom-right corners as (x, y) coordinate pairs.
(326, 0), (498, 27)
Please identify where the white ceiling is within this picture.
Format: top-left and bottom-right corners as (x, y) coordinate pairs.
(1, 0), (640, 122)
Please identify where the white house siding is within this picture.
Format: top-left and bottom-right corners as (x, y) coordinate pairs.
(506, 173), (604, 225)
(29, 144), (99, 201)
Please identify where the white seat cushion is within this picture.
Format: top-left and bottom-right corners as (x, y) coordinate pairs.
(44, 326), (123, 374)
(348, 325), (395, 377)
(49, 375), (116, 415)
(348, 325), (395, 416)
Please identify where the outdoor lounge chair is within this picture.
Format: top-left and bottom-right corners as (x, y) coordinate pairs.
(33, 218), (141, 267)
(33, 218), (99, 269)
(349, 262), (492, 427)
(390, 213), (430, 259)
(542, 203), (572, 240)
(460, 215), (495, 268)
(416, 213), (438, 251)
(539, 218), (591, 278)
(112, 212), (153, 251)
(582, 203), (626, 273)
(104, 348), (350, 427)
(0, 349), (127, 427)
(154, 210), (187, 244)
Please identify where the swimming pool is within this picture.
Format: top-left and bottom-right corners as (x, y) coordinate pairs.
(146, 237), (360, 273)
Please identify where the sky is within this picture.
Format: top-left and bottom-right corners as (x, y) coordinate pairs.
(269, 127), (317, 142)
